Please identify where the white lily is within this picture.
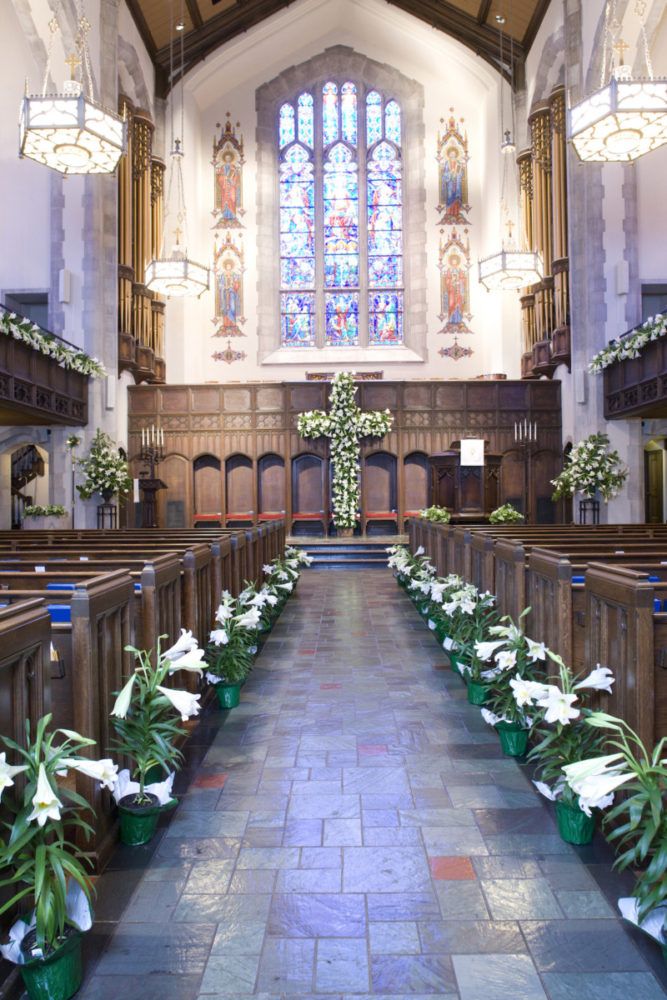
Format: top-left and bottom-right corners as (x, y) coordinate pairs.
(533, 780), (563, 801)
(216, 602), (234, 622)
(110, 673), (137, 719)
(510, 676), (550, 708)
(474, 640), (506, 662)
(67, 757), (119, 791)
(481, 708), (508, 726)
(209, 628), (229, 646)
(168, 648), (206, 674)
(495, 649), (518, 671)
(265, 593), (279, 607)
(538, 687), (580, 725)
(262, 563), (275, 576)
(574, 665), (615, 693)
(235, 606), (262, 629)
(564, 770), (633, 817)
(561, 753), (626, 782)
(156, 685), (201, 721)
(525, 638), (548, 662)
(163, 629), (198, 662)
(0, 753), (28, 800)
(27, 764), (62, 827)
(415, 546), (425, 556)
(277, 582), (294, 593)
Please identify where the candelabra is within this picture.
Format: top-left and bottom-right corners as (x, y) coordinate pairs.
(139, 424), (167, 527)
(514, 419), (538, 523)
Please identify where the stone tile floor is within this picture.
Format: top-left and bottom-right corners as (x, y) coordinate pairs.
(77, 571), (667, 999)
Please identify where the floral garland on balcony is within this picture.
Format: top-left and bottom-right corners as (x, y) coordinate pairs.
(0, 311), (106, 378)
(297, 372), (393, 529)
(588, 313), (667, 374)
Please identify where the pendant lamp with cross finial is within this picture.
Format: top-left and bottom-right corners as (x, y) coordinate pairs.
(478, 11), (543, 291)
(569, 0), (667, 162)
(145, 1), (209, 298)
(19, 3), (126, 174)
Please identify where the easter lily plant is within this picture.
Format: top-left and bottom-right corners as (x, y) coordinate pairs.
(0, 715), (117, 995)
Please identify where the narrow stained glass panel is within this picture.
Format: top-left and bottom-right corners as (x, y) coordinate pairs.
(323, 142), (359, 290)
(368, 291), (403, 344)
(279, 103), (295, 148)
(323, 82), (339, 146)
(297, 93), (314, 148)
(366, 90), (382, 146)
(325, 292), (359, 345)
(367, 139), (403, 285)
(280, 142), (315, 340)
(281, 292), (315, 347)
(341, 82), (357, 146)
(385, 100), (401, 144)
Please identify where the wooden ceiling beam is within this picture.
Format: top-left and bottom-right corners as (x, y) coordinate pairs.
(385, 0), (524, 81)
(477, 0), (492, 25)
(185, 0), (204, 30)
(522, 0), (552, 53)
(154, 0), (296, 92)
(126, 0), (157, 58)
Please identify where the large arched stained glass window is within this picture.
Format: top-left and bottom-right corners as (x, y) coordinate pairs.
(279, 83), (403, 348)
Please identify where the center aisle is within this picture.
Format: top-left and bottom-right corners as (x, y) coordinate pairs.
(81, 570), (666, 1000)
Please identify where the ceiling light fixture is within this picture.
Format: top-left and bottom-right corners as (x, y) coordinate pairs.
(569, 0), (667, 162)
(19, 3), (126, 174)
(145, 0), (209, 297)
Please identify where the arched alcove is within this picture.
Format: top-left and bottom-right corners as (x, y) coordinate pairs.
(403, 451), (429, 514)
(258, 453), (286, 518)
(193, 454), (222, 516)
(363, 450), (397, 534)
(292, 453), (326, 535)
(225, 454), (254, 525)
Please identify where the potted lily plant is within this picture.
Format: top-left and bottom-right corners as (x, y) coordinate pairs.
(443, 586), (498, 695)
(571, 713), (667, 962)
(0, 715), (118, 1000)
(110, 630), (204, 845)
(22, 505), (71, 531)
(419, 505), (451, 524)
(205, 593), (260, 708)
(479, 616), (548, 756)
(525, 658), (616, 844)
(488, 503), (524, 524)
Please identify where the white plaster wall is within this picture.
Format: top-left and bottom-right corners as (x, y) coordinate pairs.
(162, 0), (521, 384)
(118, 0), (155, 115)
(0, 2), (51, 299)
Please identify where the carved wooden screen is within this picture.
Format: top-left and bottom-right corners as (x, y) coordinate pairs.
(364, 451), (397, 511)
(292, 454), (326, 514)
(225, 454), (254, 517)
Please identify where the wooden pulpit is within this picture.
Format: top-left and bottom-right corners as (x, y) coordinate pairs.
(428, 442), (501, 517)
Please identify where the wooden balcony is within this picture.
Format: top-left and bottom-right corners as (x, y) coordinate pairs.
(0, 331), (88, 426)
(604, 334), (667, 419)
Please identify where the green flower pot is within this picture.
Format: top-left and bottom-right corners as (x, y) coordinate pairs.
(20, 931), (82, 1000)
(118, 794), (161, 846)
(448, 653), (463, 677)
(467, 680), (489, 706)
(216, 682), (241, 709)
(496, 722), (529, 757)
(555, 800), (595, 845)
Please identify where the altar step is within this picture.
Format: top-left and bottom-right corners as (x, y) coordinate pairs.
(290, 539), (398, 570)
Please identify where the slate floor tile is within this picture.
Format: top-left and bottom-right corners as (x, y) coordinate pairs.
(522, 919), (647, 972)
(316, 938), (370, 992)
(418, 919), (525, 955)
(554, 890), (616, 918)
(540, 971), (667, 1000)
(268, 893), (366, 937)
(482, 878), (563, 920)
(256, 937), (316, 993)
(94, 923), (216, 976)
(452, 953), (547, 1000)
(435, 881), (489, 920)
(79, 973), (202, 1000)
(369, 921), (421, 954)
(343, 846), (431, 893)
(371, 954), (457, 994)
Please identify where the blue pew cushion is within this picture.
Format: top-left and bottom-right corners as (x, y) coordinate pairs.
(46, 604), (71, 624)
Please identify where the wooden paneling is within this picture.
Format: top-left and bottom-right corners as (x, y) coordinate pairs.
(258, 454), (286, 513)
(365, 452), (397, 511)
(226, 455), (254, 514)
(293, 455), (326, 514)
(404, 452), (429, 511)
(194, 454), (222, 514)
(129, 379), (563, 526)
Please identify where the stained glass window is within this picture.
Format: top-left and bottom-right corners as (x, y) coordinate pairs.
(278, 86), (403, 348)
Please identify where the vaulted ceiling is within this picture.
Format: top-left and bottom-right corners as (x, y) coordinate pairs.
(126, 0), (551, 95)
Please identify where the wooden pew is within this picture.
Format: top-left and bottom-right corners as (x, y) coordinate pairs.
(585, 562), (667, 748)
(0, 599), (49, 744)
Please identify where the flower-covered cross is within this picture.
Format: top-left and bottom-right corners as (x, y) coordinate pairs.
(297, 372), (393, 529)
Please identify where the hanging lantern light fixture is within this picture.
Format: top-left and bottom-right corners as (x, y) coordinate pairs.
(478, 12), (543, 292)
(145, 1), (209, 298)
(19, 7), (126, 175)
(569, 0), (667, 163)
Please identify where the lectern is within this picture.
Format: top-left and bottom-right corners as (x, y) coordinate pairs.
(428, 442), (501, 517)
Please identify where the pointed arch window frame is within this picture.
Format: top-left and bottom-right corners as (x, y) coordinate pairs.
(256, 46), (427, 363)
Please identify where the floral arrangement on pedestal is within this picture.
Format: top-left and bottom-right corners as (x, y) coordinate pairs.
(76, 430), (132, 501)
(551, 433), (628, 502)
(0, 311), (105, 378)
(589, 313), (667, 374)
(297, 372), (393, 530)
(420, 505), (451, 523)
(489, 503), (524, 524)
